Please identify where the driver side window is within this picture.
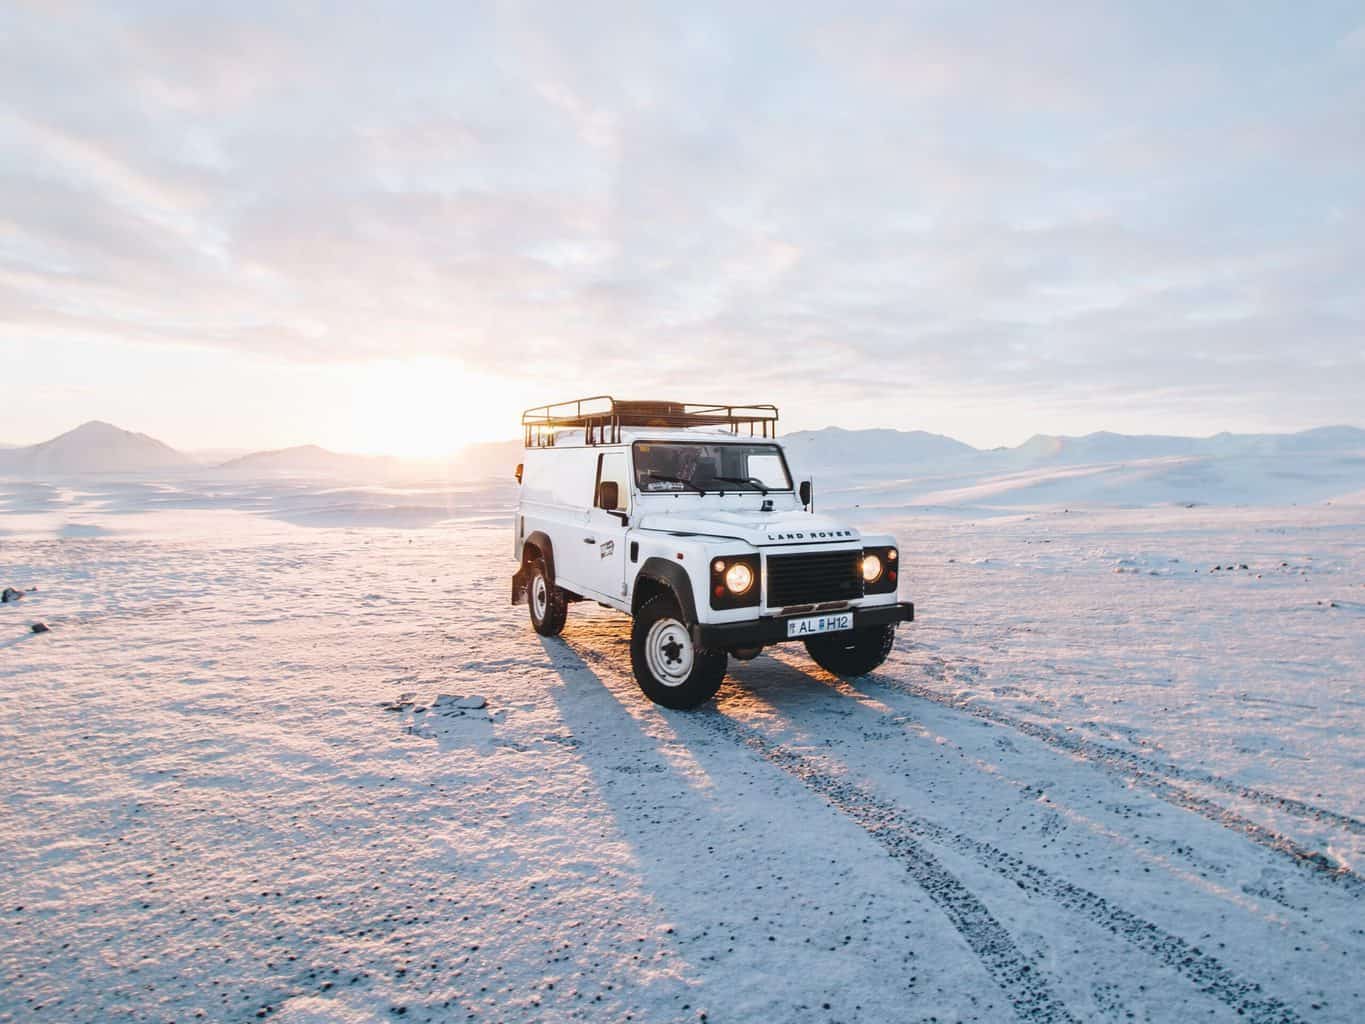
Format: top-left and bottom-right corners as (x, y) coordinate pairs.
(747, 453), (786, 489)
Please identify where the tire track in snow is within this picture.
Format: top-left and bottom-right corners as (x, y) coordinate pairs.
(866, 654), (1365, 889)
(694, 711), (1079, 1024)
(913, 654), (1365, 836)
(699, 710), (1307, 1024)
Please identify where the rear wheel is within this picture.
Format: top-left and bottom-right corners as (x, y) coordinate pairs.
(805, 624), (895, 677)
(630, 595), (726, 709)
(528, 558), (567, 636)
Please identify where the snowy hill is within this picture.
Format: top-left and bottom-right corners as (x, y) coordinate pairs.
(791, 425), (1365, 509)
(1007, 426), (1365, 466)
(0, 421), (193, 475)
(215, 445), (400, 478)
(1010, 431), (1199, 465)
(782, 427), (975, 475)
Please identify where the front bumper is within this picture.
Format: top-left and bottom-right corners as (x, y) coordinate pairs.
(691, 601), (914, 650)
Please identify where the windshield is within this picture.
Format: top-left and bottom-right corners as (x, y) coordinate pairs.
(633, 441), (793, 494)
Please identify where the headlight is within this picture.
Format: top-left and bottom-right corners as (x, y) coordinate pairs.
(725, 561), (755, 594)
(710, 555), (760, 609)
(861, 553), (883, 583)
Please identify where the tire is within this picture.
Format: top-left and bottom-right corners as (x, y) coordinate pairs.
(527, 558), (568, 636)
(805, 624), (896, 677)
(630, 594), (726, 710)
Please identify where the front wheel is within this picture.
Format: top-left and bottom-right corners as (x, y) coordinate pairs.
(630, 595), (726, 709)
(805, 624), (896, 677)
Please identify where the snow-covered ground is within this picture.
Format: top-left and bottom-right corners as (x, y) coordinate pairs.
(1, 476), (1362, 1023)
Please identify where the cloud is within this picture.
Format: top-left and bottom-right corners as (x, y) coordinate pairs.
(0, 0), (1361, 441)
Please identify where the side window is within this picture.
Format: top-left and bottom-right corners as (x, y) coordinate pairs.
(595, 452), (630, 511)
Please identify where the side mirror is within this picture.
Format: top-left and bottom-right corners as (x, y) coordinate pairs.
(598, 480), (620, 511)
(799, 479), (812, 509)
(514, 462), (524, 484)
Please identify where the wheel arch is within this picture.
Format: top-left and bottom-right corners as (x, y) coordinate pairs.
(522, 530), (556, 581)
(632, 557), (698, 625)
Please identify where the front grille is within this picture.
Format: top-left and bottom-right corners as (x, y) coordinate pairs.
(766, 550), (863, 607)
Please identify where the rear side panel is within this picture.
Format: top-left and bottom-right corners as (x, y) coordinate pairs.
(517, 445), (623, 597)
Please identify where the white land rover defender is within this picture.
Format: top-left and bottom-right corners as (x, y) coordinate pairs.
(511, 397), (914, 709)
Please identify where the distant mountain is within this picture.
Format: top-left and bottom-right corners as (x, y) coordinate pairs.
(0, 421), (193, 475)
(1007, 426), (1365, 465)
(216, 444), (400, 477)
(782, 427), (976, 475)
(794, 424), (1365, 510)
(1010, 430), (1196, 464)
(1206, 425), (1365, 455)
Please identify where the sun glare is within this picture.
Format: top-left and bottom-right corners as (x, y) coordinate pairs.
(339, 358), (523, 459)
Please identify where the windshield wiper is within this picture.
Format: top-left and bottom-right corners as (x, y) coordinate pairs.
(711, 475), (770, 495)
(642, 470), (706, 495)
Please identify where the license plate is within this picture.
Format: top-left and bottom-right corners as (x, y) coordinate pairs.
(787, 612), (853, 638)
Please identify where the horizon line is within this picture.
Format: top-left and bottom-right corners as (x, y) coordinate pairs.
(3, 418), (1364, 464)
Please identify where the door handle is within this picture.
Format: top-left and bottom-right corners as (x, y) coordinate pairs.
(583, 537), (596, 544)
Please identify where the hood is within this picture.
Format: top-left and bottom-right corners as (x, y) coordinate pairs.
(634, 507), (860, 547)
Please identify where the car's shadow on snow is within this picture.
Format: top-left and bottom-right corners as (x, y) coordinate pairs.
(537, 624), (730, 799)
(534, 619), (890, 867)
(537, 625), (776, 982)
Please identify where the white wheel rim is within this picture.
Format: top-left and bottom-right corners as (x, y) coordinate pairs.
(645, 617), (694, 687)
(533, 575), (548, 619)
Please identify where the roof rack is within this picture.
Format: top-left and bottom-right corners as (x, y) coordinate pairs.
(522, 396), (779, 447)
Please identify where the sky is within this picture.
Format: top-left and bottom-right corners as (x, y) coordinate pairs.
(1, 2), (1362, 457)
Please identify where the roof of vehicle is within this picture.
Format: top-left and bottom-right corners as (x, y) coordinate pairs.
(528, 427), (787, 449)
(522, 396), (778, 448)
